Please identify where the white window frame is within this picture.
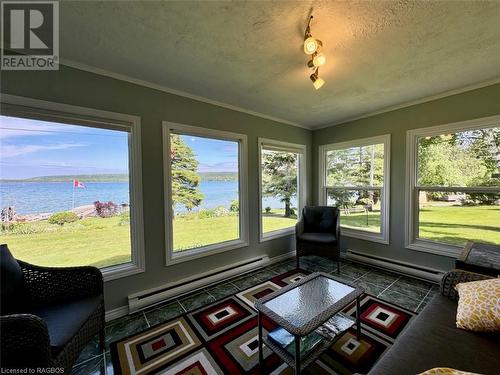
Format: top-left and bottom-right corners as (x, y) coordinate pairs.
(0, 94), (145, 281)
(405, 115), (500, 258)
(258, 138), (306, 242)
(318, 134), (391, 244)
(162, 121), (249, 265)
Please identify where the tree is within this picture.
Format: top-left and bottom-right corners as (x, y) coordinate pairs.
(170, 134), (204, 211)
(262, 151), (297, 217)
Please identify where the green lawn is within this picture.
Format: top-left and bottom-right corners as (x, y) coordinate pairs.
(0, 214), (297, 267)
(418, 205), (499, 246)
(0, 216), (131, 268)
(2, 205), (498, 268)
(341, 205), (499, 246)
(341, 210), (381, 233)
(262, 209), (297, 234)
(173, 215), (239, 251)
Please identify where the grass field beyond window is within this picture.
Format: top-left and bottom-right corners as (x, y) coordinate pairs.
(1, 214), (297, 267)
(342, 205), (499, 246)
(2, 205), (498, 267)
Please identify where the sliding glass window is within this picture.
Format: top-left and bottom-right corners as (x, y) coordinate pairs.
(319, 135), (390, 244)
(258, 139), (306, 241)
(163, 122), (248, 264)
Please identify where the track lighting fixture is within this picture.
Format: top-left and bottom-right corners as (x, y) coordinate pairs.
(304, 15), (325, 89)
(310, 68), (325, 90)
(307, 52), (326, 68)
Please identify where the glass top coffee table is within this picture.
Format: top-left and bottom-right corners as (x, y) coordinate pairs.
(255, 272), (364, 374)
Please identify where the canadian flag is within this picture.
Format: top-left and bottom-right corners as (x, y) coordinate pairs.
(73, 179), (85, 188)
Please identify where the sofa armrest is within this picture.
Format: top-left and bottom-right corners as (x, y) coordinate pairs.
(0, 314), (51, 368)
(19, 260), (103, 305)
(440, 269), (492, 301)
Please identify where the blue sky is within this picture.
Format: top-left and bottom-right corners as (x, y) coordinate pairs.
(0, 115), (129, 179)
(0, 115), (238, 179)
(181, 135), (238, 173)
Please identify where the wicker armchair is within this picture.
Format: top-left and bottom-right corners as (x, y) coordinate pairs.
(0, 244), (105, 372)
(440, 268), (492, 301)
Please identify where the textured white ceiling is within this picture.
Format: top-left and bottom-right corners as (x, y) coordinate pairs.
(59, 1), (500, 128)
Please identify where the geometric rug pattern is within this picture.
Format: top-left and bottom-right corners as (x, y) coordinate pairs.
(111, 269), (416, 375)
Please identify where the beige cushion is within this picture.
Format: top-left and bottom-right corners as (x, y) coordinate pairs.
(455, 278), (500, 332)
(419, 368), (482, 375)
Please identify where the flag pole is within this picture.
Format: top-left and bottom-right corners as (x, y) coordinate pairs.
(72, 180), (75, 210)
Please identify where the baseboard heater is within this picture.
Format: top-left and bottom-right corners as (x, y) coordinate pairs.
(128, 255), (270, 313)
(346, 249), (445, 283)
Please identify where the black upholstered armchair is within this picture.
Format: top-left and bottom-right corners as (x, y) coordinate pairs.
(295, 206), (340, 272)
(0, 244), (105, 372)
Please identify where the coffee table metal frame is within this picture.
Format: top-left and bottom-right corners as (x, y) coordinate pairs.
(255, 272), (364, 374)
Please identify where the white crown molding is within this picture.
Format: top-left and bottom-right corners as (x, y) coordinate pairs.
(60, 59), (309, 129)
(312, 76), (500, 130)
(59, 59), (499, 132)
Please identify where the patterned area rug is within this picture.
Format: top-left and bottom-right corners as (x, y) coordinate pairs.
(110, 269), (416, 374)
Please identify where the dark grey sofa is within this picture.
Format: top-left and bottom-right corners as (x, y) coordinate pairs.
(369, 270), (499, 375)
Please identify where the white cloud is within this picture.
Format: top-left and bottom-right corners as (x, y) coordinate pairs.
(0, 143), (86, 158)
(0, 116), (84, 140)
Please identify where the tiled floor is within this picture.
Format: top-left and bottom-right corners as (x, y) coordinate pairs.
(72, 256), (439, 374)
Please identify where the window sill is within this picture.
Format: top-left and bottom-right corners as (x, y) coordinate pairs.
(260, 228), (295, 243)
(102, 262), (145, 282)
(341, 228), (389, 245)
(406, 240), (461, 258)
(167, 239), (249, 265)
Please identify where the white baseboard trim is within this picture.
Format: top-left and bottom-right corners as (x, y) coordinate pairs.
(105, 250), (296, 321)
(346, 248), (445, 283)
(105, 305), (129, 322)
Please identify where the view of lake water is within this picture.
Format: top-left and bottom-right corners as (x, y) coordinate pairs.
(0, 181), (292, 215)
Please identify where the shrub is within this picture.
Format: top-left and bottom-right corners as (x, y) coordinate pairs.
(230, 199), (239, 212)
(1, 222), (44, 235)
(48, 211), (78, 226)
(213, 206), (229, 217)
(198, 209), (214, 219)
(465, 192), (500, 205)
(94, 201), (118, 218)
(118, 212), (130, 226)
(265, 206), (272, 213)
(198, 206), (230, 219)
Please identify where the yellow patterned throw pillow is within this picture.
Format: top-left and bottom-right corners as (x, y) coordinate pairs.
(419, 368), (482, 375)
(455, 278), (500, 332)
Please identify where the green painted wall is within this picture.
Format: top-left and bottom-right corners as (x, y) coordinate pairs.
(0, 66), (313, 310)
(2, 64), (498, 310)
(312, 83), (500, 271)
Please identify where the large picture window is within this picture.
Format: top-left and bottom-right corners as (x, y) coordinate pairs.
(319, 135), (390, 244)
(0, 95), (144, 280)
(406, 117), (500, 256)
(163, 122), (248, 264)
(258, 139), (306, 241)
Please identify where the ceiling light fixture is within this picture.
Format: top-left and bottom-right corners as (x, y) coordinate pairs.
(304, 15), (325, 89)
(310, 68), (325, 90)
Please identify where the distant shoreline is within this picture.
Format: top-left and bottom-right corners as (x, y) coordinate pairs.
(0, 171), (238, 183)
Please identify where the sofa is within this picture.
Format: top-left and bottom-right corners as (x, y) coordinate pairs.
(368, 269), (499, 375)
